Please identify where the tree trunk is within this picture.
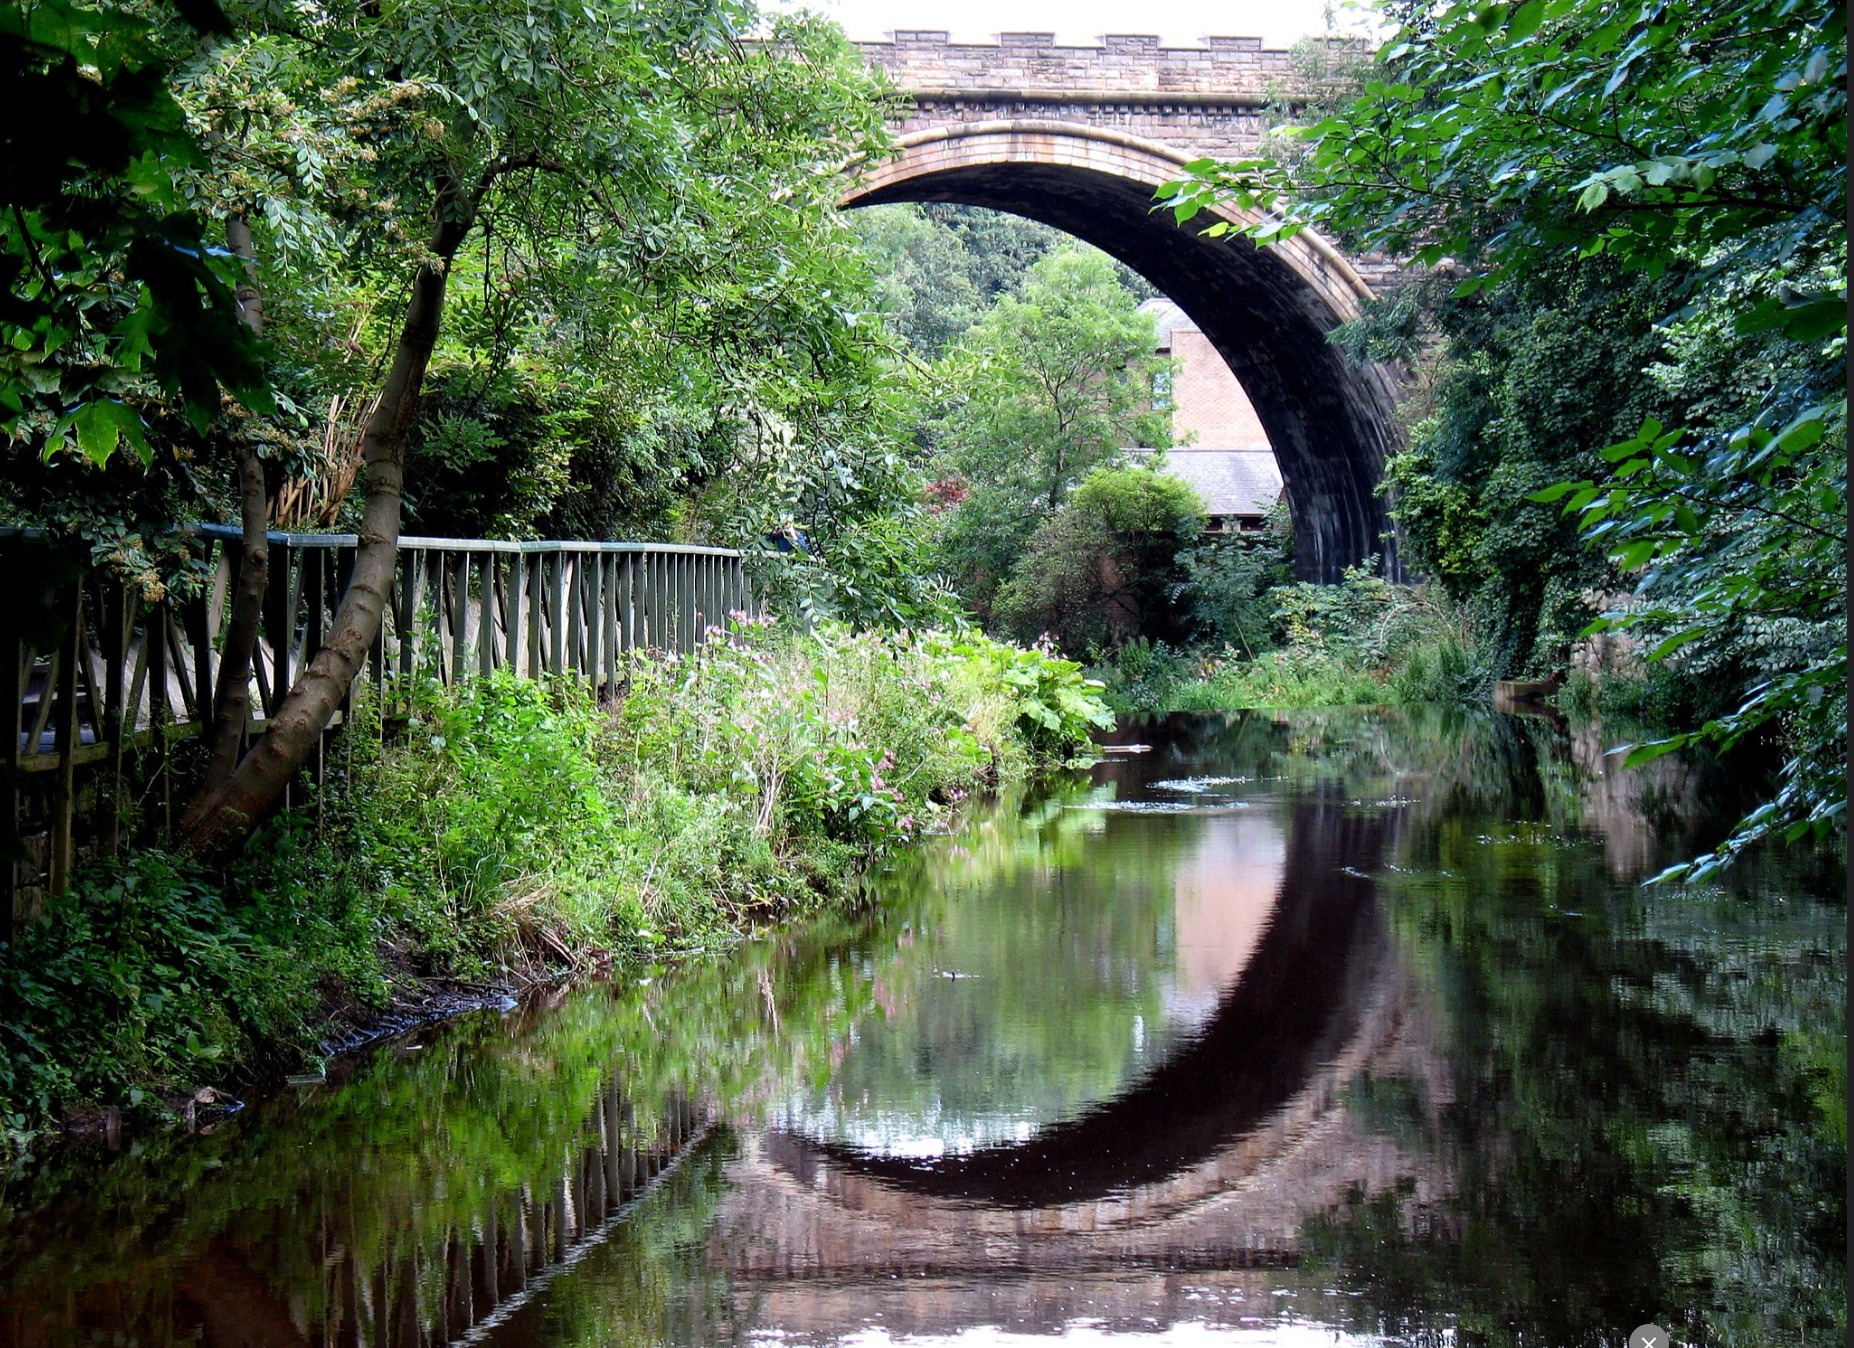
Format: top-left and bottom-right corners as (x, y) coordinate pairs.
(180, 186), (477, 853)
(186, 214), (269, 805)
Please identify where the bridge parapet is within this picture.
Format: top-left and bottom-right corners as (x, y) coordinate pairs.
(863, 31), (1297, 102)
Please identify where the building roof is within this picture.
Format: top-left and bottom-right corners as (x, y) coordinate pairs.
(1126, 448), (1283, 518)
(1138, 297), (1194, 350)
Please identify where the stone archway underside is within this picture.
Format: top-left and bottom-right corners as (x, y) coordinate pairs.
(843, 119), (1405, 582)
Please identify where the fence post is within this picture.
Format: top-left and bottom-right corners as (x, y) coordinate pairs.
(186, 539), (216, 723)
(617, 554), (635, 655)
(478, 553), (497, 678)
(48, 587), (80, 898)
(526, 555), (545, 678)
(547, 555), (567, 673)
(450, 550), (469, 686)
(566, 552), (587, 675)
(1, 587), (21, 940)
(103, 581), (128, 858)
(507, 552), (526, 674)
(365, 543), (387, 694)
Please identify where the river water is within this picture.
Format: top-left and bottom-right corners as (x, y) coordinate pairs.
(0, 709), (1844, 1347)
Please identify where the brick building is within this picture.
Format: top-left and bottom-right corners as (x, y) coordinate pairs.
(1134, 298), (1283, 532)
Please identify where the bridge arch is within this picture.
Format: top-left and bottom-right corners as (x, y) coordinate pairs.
(842, 121), (1404, 581)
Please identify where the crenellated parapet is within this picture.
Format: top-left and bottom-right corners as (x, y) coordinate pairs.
(859, 33), (1302, 160)
(861, 31), (1298, 102)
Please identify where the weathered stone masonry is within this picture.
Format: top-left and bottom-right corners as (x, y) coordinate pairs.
(845, 32), (1407, 581)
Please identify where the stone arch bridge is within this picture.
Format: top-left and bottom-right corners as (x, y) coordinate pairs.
(844, 32), (1405, 581)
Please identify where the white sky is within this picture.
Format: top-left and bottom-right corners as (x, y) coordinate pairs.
(787, 0), (1385, 49)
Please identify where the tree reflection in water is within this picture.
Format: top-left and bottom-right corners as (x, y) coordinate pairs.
(0, 708), (1840, 1348)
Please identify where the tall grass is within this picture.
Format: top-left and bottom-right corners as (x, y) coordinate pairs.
(356, 621), (1107, 972)
(0, 621), (1110, 1142)
(1095, 572), (1487, 712)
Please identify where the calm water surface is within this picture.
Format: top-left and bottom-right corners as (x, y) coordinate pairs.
(1, 709), (1844, 1347)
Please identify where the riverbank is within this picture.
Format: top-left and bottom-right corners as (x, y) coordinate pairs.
(0, 621), (1112, 1159)
(1086, 571), (1485, 714)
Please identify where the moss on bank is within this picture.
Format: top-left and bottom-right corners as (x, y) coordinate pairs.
(0, 622), (1111, 1156)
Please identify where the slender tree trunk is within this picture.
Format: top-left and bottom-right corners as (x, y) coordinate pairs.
(180, 185), (477, 853)
(186, 214), (269, 805)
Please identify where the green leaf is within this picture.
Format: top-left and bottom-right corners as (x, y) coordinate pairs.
(72, 401), (127, 466)
(1619, 738), (1686, 769)
(1648, 629), (1705, 660)
(1505, 0), (1544, 42)
(1736, 296), (1846, 340)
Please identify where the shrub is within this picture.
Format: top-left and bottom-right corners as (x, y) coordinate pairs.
(1094, 569), (1486, 713)
(993, 465), (1204, 652)
(0, 833), (376, 1142)
(1179, 505), (1292, 654)
(1091, 638), (1196, 713)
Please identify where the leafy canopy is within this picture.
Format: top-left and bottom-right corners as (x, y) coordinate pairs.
(1, 0), (270, 466)
(1159, 0), (1845, 877)
(926, 247), (1172, 618)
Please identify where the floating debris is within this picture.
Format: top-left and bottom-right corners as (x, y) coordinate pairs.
(1065, 800), (1251, 814)
(1148, 776), (1250, 793)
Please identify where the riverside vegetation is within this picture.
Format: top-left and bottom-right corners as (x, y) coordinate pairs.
(0, 622), (1111, 1153)
(5, 0), (1841, 1163)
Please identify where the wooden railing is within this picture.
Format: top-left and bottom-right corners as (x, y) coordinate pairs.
(2, 527), (761, 917)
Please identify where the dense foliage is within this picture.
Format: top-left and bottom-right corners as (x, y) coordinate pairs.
(993, 464), (1204, 651)
(0, 621), (1109, 1136)
(3, 0), (973, 839)
(1093, 563), (1480, 714)
(852, 203), (1158, 359)
(6, 0), (912, 550)
(1161, 0), (1847, 874)
(1, 0), (268, 467)
(916, 247), (1173, 620)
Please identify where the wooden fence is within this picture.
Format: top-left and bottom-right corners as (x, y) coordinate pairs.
(2, 527), (761, 924)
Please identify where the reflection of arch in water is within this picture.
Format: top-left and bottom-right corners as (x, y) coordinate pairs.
(781, 794), (1394, 1208)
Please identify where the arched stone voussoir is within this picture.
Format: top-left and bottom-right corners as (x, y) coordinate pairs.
(841, 120), (1405, 582)
(846, 121), (1372, 317)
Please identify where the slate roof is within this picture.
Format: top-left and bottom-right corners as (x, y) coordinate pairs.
(1138, 297), (1193, 349)
(1125, 448), (1283, 519)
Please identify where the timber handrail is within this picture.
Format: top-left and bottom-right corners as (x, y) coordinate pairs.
(2, 527), (763, 911)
